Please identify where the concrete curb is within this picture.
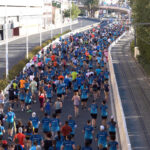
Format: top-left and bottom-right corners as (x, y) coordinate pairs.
(108, 31), (132, 150)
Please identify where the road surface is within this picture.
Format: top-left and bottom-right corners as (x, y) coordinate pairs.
(111, 32), (150, 150)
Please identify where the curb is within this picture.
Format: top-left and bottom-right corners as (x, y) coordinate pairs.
(108, 31), (132, 150)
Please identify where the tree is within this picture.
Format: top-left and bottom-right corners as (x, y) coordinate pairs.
(84, 0), (99, 17)
(131, 0), (150, 72)
(71, 3), (81, 20)
(63, 3), (81, 20)
(63, 9), (70, 18)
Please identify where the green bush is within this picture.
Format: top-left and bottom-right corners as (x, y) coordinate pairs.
(0, 29), (71, 90)
(0, 79), (9, 91)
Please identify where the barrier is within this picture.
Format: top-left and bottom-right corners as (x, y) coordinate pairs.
(108, 31), (132, 150)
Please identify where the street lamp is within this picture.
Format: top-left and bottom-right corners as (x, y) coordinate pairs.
(61, 0), (63, 34)
(40, 2), (43, 47)
(5, 0), (8, 78)
(26, 0), (29, 59)
(51, 0), (53, 39)
(70, 0), (72, 31)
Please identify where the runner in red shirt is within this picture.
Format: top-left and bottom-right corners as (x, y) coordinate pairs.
(61, 121), (72, 138)
(13, 127), (25, 148)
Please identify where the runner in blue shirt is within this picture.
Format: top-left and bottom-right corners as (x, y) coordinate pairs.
(108, 139), (119, 150)
(19, 89), (25, 111)
(61, 135), (76, 150)
(55, 131), (64, 150)
(5, 107), (16, 140)
(95, 125), (108, 150)
(42, 113), (51, 134)
(29, 112), (40, 129)
(44, 99), (51, 116)
(50, 113), (61, 137)
(46, 85), (53, 103)
(81, 85), (88, 109)
(100, 100), (108, 126)
(25, 89), (32, 113)
(107, 116), (117, 139)
(68, 115), (77, 138)
(30, 128), (43, 146)
(89, 101), (98, 128)
(83, 120), (94, 145)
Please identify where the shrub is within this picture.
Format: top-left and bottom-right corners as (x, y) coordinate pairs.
(0, 79), (8, 91)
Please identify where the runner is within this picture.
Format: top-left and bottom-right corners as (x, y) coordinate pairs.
(83, 120), (94, 146)
(100, 100), (108, 126)
(89, 100), (98, 128)
(54, 98), (63, 118)
(5, 107), (16, 140)
(68, 115), (77, 138)
(72, 92), (80, 117)
(61, 135), (76, 150)
(95, 125), (108, 150)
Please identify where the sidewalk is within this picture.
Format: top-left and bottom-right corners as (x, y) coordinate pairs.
(111, 31), (150, 149)
(0, 20), (78, 46)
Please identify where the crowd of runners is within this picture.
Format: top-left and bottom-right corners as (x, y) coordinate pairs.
(0, 22), (125, 150)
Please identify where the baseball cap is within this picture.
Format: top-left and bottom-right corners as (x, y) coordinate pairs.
(100, 125), (104, 131)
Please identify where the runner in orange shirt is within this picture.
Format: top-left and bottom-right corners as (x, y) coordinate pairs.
(19, 79), (26, 89)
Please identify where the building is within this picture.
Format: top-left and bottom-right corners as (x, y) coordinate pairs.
(43, 0), (52, 29)
(0, 0), (71, 40)
(0, 0), (43, 40)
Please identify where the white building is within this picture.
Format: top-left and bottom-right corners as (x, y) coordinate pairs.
(0, 0), (43, 39)
(43, 0), (52, 29)
(0, 0), (71, 40)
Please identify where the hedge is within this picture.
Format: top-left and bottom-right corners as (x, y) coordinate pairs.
(0, 30), (71, 91)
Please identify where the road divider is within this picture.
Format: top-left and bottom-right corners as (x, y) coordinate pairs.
(108, 31), (132, 150)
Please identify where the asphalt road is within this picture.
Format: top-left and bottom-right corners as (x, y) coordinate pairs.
(111, 32), (150, 150)
(0, 18), (100, 79)
(2, 18), (114, 149)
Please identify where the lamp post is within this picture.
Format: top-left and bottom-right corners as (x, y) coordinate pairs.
(26, 0), (29, 59)
(40, 3), (43, 47)
(51, 0), (53, 39)
(61, 0), (63, 34)
(5, 1), (8, 78)
(70, 0), (72, 31)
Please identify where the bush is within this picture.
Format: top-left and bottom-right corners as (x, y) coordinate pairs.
(0, 79), (8, 91)
(0, 29), (71, 90)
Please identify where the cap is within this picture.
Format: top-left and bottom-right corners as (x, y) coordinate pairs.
(100, 125), (104, 131)
(32, 112), (36, 118)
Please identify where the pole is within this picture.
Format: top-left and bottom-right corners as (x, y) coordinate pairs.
(26, 33), (29, 59)
(70, 0), (72, 31)
(26, 0), (29, 59)
(51, 0), (53, 39)
(5, 1), (8, 78)
(61, 0), (63, 34)
(40, 3), (43, 47)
